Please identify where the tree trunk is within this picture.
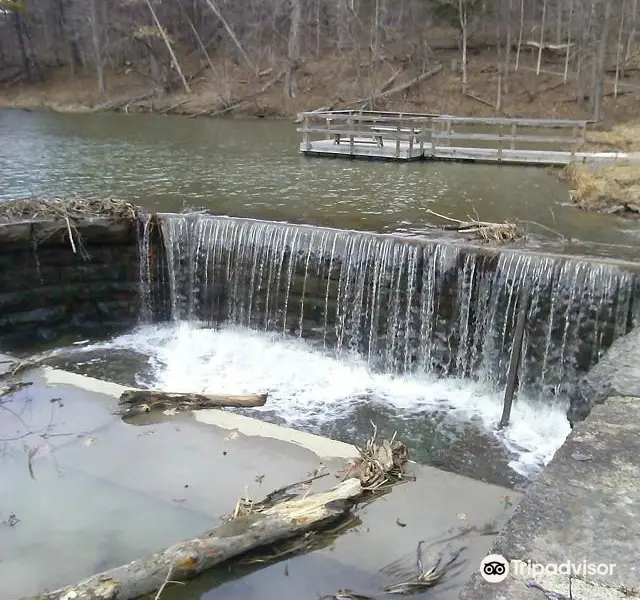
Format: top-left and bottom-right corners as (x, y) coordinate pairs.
(285, 0), (302, 99)
(593, 0), (612, 121)
(615, 0), (627, 97)
(624, 0), (638, 74)
(202, 0), (257, 74)
(117, 389), (269, 418)
(563, 0), (575, 83)
(19, 479), (362, 600)
(555, 3), (563, 46)
(336, 0), (350, 51)
(504, 0), (513, 93)
(145, 0), (192, 94)
(496, 4), (503, 110)
(515, 0), (525, 71)
(89, 0), (106, 94)
(536, 0), (548, 75)
(316, 0), (321, 57)
(459, 0), (468, 93)
(12, 10), (32, 83)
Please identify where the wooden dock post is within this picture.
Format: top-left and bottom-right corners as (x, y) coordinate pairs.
(409, 125), (414, 156)
(303, 115), (310, 151)
(348, 115), (354, 155)
(431, 119), (437, 157)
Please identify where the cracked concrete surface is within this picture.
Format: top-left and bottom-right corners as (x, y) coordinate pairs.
(459, 395), (640, 599)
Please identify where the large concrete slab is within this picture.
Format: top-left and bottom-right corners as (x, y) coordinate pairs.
(1, 363), (519, 599)
(459, 395), (640, 600)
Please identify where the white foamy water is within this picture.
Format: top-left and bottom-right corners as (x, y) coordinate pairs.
(66, 322), (571, 478)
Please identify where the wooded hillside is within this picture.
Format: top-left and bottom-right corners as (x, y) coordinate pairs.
(0, 0), (638, 121)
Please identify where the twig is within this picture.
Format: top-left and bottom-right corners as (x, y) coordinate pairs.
(153, 566), (185, 600)
(65, 215), (77, 254)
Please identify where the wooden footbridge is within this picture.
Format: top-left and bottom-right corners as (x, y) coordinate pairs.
(297, 110), (631, 166)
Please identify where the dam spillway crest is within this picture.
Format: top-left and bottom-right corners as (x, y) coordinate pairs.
(140, 213), (637, 404)
(1, 206), (637, 482)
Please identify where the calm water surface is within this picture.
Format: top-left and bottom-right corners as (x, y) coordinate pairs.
(1, 108), (639, 260)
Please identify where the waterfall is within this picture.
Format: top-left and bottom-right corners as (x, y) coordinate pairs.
(147, 213), (638, 401)
(137, 210), (153, 323)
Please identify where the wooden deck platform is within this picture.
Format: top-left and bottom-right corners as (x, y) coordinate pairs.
(297, 110), (633, 166)
(301, 138), (424, 161)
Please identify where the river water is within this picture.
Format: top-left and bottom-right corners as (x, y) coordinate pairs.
(2, 108), (640, 260)
(0, 106), (627, 482)
(0, 107), (632, 599)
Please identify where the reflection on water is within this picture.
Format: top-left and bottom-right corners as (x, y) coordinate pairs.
(1, 109), (639, 260)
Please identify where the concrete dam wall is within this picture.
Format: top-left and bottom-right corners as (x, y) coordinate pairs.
(1, 210), (638, 422)
(0, 217), (141, 350)
(144, 213), (639, 406)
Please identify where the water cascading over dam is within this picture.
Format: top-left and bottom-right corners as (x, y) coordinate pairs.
(138, 213), (639, 404)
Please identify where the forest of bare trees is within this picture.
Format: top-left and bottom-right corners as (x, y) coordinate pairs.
(0, 0), (638, 121)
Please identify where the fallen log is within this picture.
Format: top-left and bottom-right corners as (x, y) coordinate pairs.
(349, 64), (442, 108)
(90, 90), (157, 113)
(18, 478), (362, 600)
(116, 389), (268, 417)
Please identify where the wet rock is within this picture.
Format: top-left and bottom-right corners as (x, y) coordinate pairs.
(568, 326), (640, 425)
(0, 217), (141, 351)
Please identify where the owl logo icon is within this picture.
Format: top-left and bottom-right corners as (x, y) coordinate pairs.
(480, 554), (510, 583)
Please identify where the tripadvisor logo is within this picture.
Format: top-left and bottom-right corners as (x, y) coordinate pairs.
(479, 554), (616, 583)
(480, 554), (509, 583)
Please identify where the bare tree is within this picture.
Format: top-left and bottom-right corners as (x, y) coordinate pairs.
(459, 0), (469, 92)
(89, 0), (106, 93)
(285, 0), (301, 98)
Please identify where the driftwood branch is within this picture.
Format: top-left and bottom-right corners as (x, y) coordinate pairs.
(116, 390), (268, 417)
(18, 478), (363, 600)
(425, 209), (523, 244)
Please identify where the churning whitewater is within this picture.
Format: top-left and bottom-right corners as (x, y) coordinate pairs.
(71, 321), (571, 479)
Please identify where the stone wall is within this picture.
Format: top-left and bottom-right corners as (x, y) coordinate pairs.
(568, 325), (640, 424)
(0, 218), (141, 351)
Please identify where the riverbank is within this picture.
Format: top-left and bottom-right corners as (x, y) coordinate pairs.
(2, 52), (640, 219)
(561, 123), (640, 218)
(2, 48), (640, 124)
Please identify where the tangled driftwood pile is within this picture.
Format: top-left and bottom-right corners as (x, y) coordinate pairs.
(425, 209), (524, 244)
(0, 197), (137, 222)
(340, 424), (410, 490)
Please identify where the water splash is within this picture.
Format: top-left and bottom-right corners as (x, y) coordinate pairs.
(149, 214), (636, 400)
(60, 322), (572, 479)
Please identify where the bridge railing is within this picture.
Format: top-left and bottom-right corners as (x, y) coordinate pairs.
(430, 115), (588, 159)
(296, 109), (438, 158)
(296, 110), (589, 160)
